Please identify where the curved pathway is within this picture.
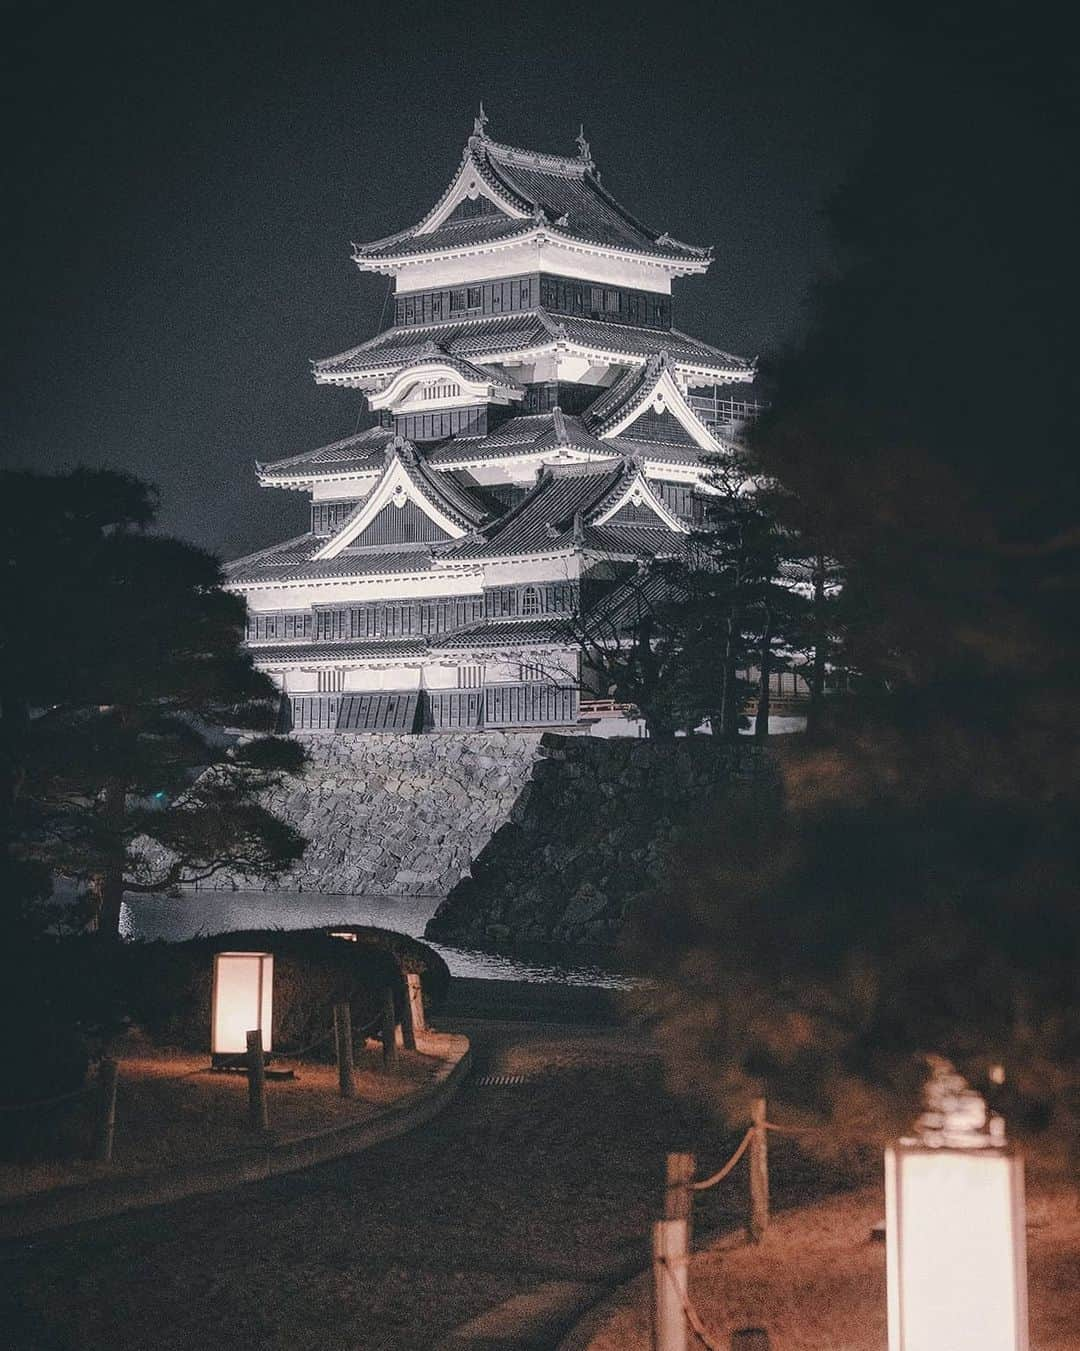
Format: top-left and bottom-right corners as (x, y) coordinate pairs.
(1, 996), (748, 1351)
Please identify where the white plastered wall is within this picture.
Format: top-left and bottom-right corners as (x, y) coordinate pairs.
(391, 238), (677, 294)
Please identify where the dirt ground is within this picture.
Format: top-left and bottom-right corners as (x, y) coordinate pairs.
(583, 1173), (1080, 1351)
(0, 1031), (462, 1201)
(0, 1022), (856, 1351)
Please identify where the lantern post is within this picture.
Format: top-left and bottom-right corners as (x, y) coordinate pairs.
(885, 1057), (1029, 1351)
(211, 952), (274, 1069)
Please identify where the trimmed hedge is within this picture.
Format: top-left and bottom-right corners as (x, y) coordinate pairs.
(0, 925), (450, 1147)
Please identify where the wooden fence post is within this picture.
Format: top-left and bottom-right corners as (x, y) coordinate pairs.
(334, 1002), (356, 1099)
(380, 987), (398, 1067)
(652, 1217), (689, 1351)
(401, 972), (425, 1050)
(246, 1029), (269, 1132)
(749, 1097), (769, 1243)
(665, 1151), (696, 1243)
(94, 1058), (118, 1162)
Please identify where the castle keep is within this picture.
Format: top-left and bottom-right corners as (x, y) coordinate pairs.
(226, 111), (754, 733)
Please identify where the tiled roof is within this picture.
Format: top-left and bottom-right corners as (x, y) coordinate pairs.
(582, 524), (688, 556)
(432, 616), (575, 649)
(424, 414), (706, 470)
(226, 534), (443, 584)
(605, 436), (710, 466)
(353, 133), (710, 265)
(258, 426), (392, 480)
(248, 639), (427, 662)
(553, 316), (750, 373)
(391, 438), (493, 529)
(356, 215), (534, 260)
(581, 351), (711, 440)
(448, 464), (625, 559)
(588, 569), (683, 633)
(382, 345), (522, 389)
(314, 313), (551, 379)
(314, 310), (749, 382)
(531, 407), (612, 456)
(443, 461), (682, 562)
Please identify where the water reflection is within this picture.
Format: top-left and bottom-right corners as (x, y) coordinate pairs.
(121, 891), (638, 989)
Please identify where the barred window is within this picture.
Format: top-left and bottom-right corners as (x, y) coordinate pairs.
(458, 665), (483, 689)
(520, 586), (541, 616)
(520, 662), (544, 682)
(317, 668), (345, 693)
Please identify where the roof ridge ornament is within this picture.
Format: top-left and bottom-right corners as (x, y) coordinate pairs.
(387, 434), (419, 465)
(473, 101), (489, 138)
(576, 124), (595, 171)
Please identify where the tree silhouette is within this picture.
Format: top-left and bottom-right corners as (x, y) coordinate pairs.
(1, 469), (307, 939)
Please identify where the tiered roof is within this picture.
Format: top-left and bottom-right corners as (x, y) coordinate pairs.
(313, 310), (751, 386)
(351, 123), (711, 269)
(448, 460), (686, 561)
(234, 118), (751, 625)
(256, 425), (393, 487)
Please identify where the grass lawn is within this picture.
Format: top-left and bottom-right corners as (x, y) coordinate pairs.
(582, 1171), (1079, 1351)
(0, 1030), (466, 1201)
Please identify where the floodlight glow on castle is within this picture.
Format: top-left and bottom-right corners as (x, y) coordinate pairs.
(226, 110), (755, 734)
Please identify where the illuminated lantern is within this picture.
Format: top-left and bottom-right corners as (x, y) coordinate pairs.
(211, 952), (273, 1065)
(885, 1058), (1028, 1351)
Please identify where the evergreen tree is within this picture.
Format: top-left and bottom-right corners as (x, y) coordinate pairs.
(629, 10), (1080, 1139)
(1, 469), (307, 939)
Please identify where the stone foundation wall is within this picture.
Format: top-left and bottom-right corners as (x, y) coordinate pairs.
(198, 732), (545, 896)
(425, 733), (768, 947)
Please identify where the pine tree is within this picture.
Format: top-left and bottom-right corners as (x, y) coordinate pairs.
(1, 469), (307, 939)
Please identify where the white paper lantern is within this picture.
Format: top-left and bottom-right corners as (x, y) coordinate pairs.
(211, 952), (273, 1058)
(885, 1142), (1029, 1351)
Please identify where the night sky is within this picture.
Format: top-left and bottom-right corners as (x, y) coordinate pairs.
(5, 0), (888, 559)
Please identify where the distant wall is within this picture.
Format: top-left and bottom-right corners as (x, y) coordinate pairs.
(196, 733), (544, 896)
(425, 733), (769, 947)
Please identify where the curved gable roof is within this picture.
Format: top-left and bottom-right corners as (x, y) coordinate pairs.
(353, 130), (711, 266)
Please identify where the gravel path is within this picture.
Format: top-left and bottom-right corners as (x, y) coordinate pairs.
(0, 1001), (836, 1351)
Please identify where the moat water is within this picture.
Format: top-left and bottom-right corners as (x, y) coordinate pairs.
(120, 890), (638, 988)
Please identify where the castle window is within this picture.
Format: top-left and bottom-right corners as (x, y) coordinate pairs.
(520, 585), (541, 616)
(520, 280), (531, 306)
(467, 286), (482, 309)
(450, 288), (467, 313)
(458, 664), (483, 689)
(520, 661), (544, 682)
(318, 668), (345, 693)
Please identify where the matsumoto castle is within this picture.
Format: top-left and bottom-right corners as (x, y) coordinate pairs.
(226, 110), (758, 734)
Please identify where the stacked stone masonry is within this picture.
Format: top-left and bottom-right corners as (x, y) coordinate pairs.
(426, 733), (769, 947)
(196, 732), (545, 896)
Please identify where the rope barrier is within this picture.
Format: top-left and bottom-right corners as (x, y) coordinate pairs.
(691, 1128), (754, 1190)
(763, 1120), (832, 1137)
(275, 1025), (336, 1060)
(276, 1010), (384, 1062)
(659, 1255), (727, 1351)
(1, 1006), (395, 1114)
